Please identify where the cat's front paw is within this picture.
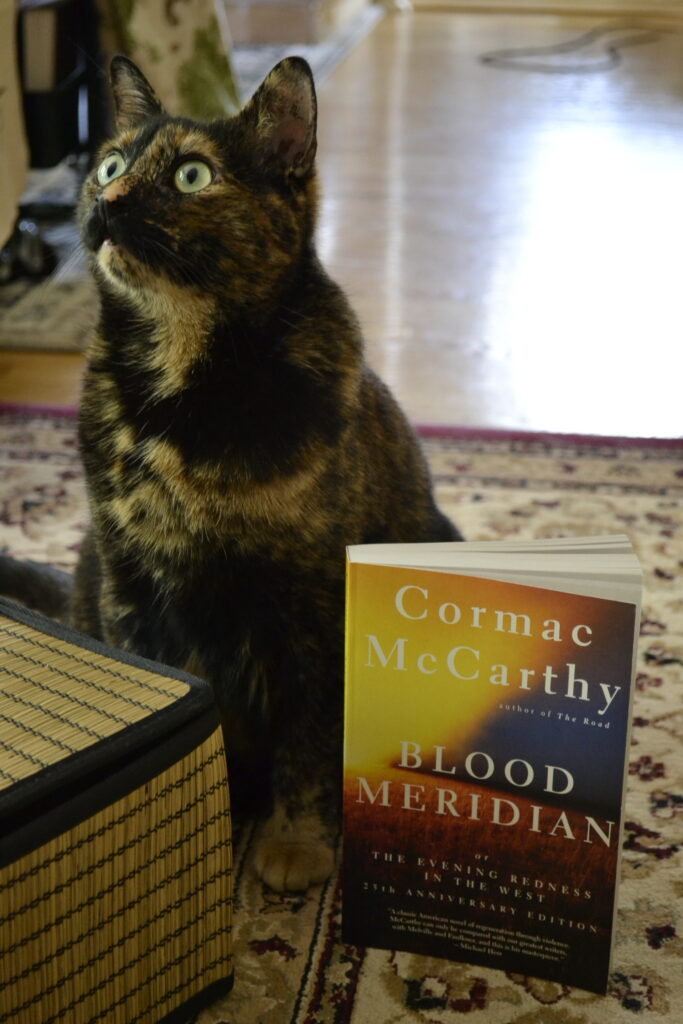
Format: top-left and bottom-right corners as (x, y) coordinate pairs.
(254, 836), (335, 892)
(254, 807), (335, 891)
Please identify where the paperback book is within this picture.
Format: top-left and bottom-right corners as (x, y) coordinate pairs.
(342, 535), (642, 993)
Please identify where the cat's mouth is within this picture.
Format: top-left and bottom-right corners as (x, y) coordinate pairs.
(83, 199), (122, 254)
(83, 201), (140, 287)
(84, 221), (108, 253)
(83, 198), (179, 288)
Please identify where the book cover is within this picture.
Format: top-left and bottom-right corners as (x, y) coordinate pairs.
(342, 538), (642, 994)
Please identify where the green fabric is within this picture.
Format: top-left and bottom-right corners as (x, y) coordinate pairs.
(99, 0), (241, 117)
(178, 19), (241, 118)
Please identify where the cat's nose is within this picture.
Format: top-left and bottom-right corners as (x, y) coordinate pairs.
(102, 178), (130, 203)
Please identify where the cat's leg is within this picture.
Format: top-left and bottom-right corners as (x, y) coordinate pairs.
(253, 715), (341, 891)
(75, 544), (170, 658)
(70, 528), (104, 636)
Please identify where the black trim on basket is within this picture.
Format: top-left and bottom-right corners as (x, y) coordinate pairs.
(0, 596), (219, 823)
(0, 706), (226, 868)
(157, 974), (235, 1024)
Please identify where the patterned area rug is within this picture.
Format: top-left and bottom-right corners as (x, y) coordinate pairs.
(0, 411), (681, 1022)
(0, 215), (95, 354)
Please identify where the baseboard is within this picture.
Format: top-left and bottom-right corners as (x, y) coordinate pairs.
(227, 0), (372, 45)
(412, 0), (683, 19)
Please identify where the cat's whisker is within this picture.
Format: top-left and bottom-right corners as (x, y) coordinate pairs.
(140, 235), (197, 276)
(280, 304), (315, 324)
(135, 239), (156, 273)
(51, 241), (89, 284)
(13, 238), (86, 310)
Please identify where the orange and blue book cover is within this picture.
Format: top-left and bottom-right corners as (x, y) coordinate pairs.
(342, 537), (642, 994)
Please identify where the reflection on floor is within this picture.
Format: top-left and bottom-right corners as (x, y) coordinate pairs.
(316, 11), (683, 436)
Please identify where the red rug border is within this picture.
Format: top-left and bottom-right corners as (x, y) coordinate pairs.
(0, 403), (681, 449)
(0, 402), (78, 419)
(416, 424), (683, 449)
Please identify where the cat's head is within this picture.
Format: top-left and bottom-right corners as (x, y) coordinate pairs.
(80, 55), (318, 311)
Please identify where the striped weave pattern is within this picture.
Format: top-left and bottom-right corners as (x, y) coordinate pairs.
(0, 614), (190, 790)
(1, 725), (232, 1024)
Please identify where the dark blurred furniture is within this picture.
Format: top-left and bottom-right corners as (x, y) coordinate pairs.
(17, 0), (108, 169)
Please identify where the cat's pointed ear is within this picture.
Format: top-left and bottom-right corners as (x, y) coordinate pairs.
(109, 55), (165, 131)
(245, 57), (317, 178)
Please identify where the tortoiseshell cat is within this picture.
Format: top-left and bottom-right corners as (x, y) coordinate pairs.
(2, 56), (461, 890)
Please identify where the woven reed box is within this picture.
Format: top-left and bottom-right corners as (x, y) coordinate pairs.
(0, 597), (233, 1024)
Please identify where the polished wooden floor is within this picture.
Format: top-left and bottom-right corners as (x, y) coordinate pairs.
(2, 10), (682, 436)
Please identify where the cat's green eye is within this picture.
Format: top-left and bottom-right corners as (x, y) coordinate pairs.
(96, 152), (127, 187)
(174, 161), (213, 194)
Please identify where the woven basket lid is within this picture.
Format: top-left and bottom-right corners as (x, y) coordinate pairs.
(0, 597), (219, 823)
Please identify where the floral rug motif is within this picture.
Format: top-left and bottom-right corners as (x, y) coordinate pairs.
(0, 411), (681, 1023)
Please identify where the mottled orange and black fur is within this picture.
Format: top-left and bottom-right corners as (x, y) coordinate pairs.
(3, 56), (461, 890)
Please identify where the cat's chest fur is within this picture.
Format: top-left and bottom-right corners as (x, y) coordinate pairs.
(78, 230), (367, 577)
(80, 363), (334, 569)
(79, 347), (345, 704)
